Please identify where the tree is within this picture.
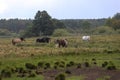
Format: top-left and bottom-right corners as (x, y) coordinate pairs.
(111, 19), (120, 30)
(32, 10), (55, 36)
(82, 21), (91, 30)
(22, 10), (66, 37)
(106, 13), (120, 30)
(113, 13), (120, 20)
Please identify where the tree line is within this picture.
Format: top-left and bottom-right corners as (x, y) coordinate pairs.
(0, 11), (120, 37)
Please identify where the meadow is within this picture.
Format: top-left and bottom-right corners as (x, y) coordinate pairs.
(0, 34), (120, 80)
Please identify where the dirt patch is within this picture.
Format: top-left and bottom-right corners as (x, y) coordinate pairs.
(41, 67), (120, 80)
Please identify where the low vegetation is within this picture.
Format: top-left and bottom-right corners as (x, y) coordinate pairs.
(0, 34), (120, 80)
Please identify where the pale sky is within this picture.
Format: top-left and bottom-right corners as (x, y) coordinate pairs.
(0, 0), (120, 19)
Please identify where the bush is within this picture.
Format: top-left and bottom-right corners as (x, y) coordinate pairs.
(52, 29), (69, 37)
(35, 70), (42, 75)
(1, 69), (11, 78)
(65, 70), (71, 74)
(59, 64), (65, 68)
(66, 64), (71, 67)
(0, 29), (12, 36)
(45, 63), (51, 68)
(54, 62), (60, 66)
(38, 62), (44, 68)
(84, 62), (90, 67)
(77, 63), (81, 68)
(60, 61), (65, 65)
(102, 61), (108, 68)
(69, 61), (75, 66)
(17, 74), (26, 77)
(54, 65), (58, 69)
(15, 67), (24, 73)
(55, 73), (66, 80)
(25, 63), (37, 70)
(28, 72), (36, 77)
(93, 26), (114, 35)
(92, 58), (96, 61)
(107, 65), (116, 70)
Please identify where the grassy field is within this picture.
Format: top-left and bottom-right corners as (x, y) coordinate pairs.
(0, 34), (120, 80)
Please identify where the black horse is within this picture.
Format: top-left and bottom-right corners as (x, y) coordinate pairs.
(36, 37), (51, 43)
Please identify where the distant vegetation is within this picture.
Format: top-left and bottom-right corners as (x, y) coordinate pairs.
(0, 11), (120, 37)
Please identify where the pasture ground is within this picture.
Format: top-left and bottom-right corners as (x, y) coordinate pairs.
(0, 34), (120, 80)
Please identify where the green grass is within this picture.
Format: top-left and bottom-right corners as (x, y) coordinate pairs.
(2, 75), (44, 80)
(96, 76), (110, 80)
(0, 34), (120, 80)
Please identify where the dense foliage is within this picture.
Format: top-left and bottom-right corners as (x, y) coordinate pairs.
(0, 12), (120, 37)
(106, 13), (120, 30)
(22, 10), (66, 37)
(61, 19), (106, 33)
(0, 19), (32, 33)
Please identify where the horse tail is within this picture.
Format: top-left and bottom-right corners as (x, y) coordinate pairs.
(62, 39), (67, 47)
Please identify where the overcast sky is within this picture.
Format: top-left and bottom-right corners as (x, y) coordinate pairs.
(0, 0), (120, 19)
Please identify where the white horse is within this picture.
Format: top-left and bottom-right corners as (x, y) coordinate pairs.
(82, 36), (90, 41)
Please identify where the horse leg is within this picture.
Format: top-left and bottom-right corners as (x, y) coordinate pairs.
(59, 44), (61, 48)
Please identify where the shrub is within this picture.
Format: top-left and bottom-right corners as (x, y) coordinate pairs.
(38, 62), (44, 68)
(59, 64), (65, 68)
(69, 61), (75, 66)
(65, 70), (71, 74)
(28, 72), (36, 77)
(15, 67), (24, 73)
(77, 63), (81, 68)
(10, 67), (16, 73)
(60, 61), (65, 65)
(52, 29), (69, 37)
(45, 63), (51, 68)
(25, 63), (37, 70)
(93, 62), (97, 65)
(107, 65), (116, 70)
(66, 64), (71, 67)
(54, 65), (58, 69)
(1, 69), (11, 78)
(84, 62), (90, 67)
(17, 74), (26, 77)
(93, 26), (114, 35)
(35, 70), (42, 75)
(92, 58), (96, 61)
(54, 62), (60, 66)
(55, 73), (66, 80)
(102, 61), (108, 68)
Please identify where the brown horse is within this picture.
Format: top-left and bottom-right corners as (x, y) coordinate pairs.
(12, 37), (25, 45)
(55, 39), (68, 48)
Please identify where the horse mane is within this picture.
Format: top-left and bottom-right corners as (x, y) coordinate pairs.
(20, 37), (25, 41)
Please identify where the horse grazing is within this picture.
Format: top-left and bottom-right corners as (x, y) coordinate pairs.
(82, 36), (90, 41)
(36, 37), (51, 43)
(12, 37), (25, 45)
(55, 39), (68, 48)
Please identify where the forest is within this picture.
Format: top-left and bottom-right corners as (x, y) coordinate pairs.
(0, 11), (120, 37)
(0, 18), (106, 36)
